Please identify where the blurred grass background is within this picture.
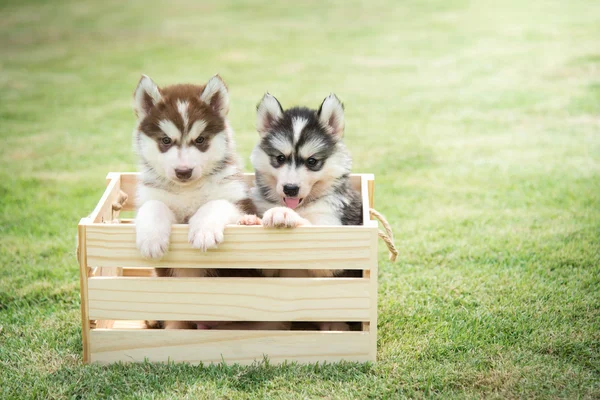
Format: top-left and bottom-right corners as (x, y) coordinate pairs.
(1, 0), (599, 398)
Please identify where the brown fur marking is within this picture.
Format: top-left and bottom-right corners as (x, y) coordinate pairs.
(138, 84), (226, 153)
(236, 198), (258, 215)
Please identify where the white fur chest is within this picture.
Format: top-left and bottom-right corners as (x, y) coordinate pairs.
(297, 197), (343, 226)
(137, 177), (247, 223)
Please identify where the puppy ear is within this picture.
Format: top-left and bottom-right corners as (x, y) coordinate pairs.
(318, 93), (345, 139)
(256, 93), (283, 137)
(133, 75), (162, 119)
(200, 75), (230, 118)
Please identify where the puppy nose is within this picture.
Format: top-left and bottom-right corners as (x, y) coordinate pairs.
(283, 184), (300, 197)
(175, 168), (193, 180)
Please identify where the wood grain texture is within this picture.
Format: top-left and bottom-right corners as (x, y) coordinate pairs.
(363, 175), (378, 358)
(89, 175), (121, 223)
(90, 329), (373, 365)
(95, 320), (115, 329)
(122, 267), (154, 277)
(117, 172), (137, 212)
(361, 175), (377, 228)
(84, 172), (379, 365)
(78, 220), (91, 363)
(85, 224), (375, 270)
(368, 176), (375, 209)
(87, 277), (370, 321)
(368, 227), (379, 361)
(93, 176), (125, 279)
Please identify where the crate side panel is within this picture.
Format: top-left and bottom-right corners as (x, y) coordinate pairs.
(89, 176), (121, 223)
(77, 221), (91, 362)
(87, 277), (370, 322)
(368, 228), (379, 361)
(90, 330), (372, 365)
(118, 173), (137, 212)
(85, 224), (373, 270)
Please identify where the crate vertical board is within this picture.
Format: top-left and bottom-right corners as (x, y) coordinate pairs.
(77, 220), (91, 363)
(78, 172), (379, 365)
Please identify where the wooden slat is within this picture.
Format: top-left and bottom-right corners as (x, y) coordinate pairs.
(361, 175), (377, 228)
(122, 267), (154, 277)
(368, 227), (379, 361)
(90, 329), (372, 365)
(361, 175), (378, 356)
(89, 175), (121, 223)
(117, 173), (137, 211)
(87, 277), (370, 322)
(77, 220), (91, 363)
(95, 320), (115, 329)
(85, 224), (375, 270)
(368, 176), (375, 209)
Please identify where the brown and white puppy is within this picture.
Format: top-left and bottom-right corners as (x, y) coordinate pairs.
(133, 75), (256, 329)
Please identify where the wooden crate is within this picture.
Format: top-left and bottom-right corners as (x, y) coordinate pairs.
(77, 172), (378, 365)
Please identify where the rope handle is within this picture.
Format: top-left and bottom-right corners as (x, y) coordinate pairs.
(369, 208), (399, 262)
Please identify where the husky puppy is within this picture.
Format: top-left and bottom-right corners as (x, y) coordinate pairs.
(250, 93), (363, 274)
(250, 93), (363, 331)
(133, 74), (256, 329)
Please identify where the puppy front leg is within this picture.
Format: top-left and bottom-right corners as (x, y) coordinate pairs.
(136, 200), (175, 259)
(262, 207), (311, 228)
(188, 200), (241, 251)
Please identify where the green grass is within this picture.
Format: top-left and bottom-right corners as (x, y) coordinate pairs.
(1, 0), (599, 398)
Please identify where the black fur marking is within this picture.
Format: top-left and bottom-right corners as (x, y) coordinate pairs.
(260, 107), (336, 172)
(340, 186), (363, 226)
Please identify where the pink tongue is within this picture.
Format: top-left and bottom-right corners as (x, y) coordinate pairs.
(284, 197), (300, 209)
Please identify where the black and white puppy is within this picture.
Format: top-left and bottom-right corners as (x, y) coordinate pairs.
(250, 93), (363, 278)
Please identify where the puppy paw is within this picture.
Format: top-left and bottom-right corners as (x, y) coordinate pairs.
(262, 207), (306, 228)
(188, 219), (225, 251)
(319, 322), (350, 331)
(238, 214), (262, 226)
(136, 225), (170, 259)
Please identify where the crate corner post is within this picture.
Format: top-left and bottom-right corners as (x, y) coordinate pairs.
(77, 217), (91, 363)
(364, 173), (377, 362)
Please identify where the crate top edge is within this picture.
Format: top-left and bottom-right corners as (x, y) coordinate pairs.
(81, 221), (379, 231)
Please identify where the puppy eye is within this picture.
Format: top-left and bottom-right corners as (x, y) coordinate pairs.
(161, 137), (172, 145)
(195, 136), (205, 144)
(306, 157), (318, 167)
(276, 155), (286, 165)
